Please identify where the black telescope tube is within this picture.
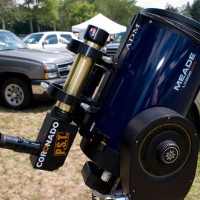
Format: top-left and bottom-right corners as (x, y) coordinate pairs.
(0, 133), (40, 155)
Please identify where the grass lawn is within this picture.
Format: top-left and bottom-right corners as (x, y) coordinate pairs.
(186, 154), (200, 200)
(0, 100), (199, 200)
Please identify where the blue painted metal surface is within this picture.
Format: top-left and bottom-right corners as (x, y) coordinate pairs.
(93, 12), (200, 151)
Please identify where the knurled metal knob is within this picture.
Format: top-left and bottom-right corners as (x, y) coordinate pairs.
(157, 140), (180, 164)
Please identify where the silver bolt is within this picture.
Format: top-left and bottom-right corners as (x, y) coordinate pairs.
(101, 170), (112, 182)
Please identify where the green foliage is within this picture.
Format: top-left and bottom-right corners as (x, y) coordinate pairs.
(56, 0), (73, 31)
(21, 0), (59, 32)
(1, 0), (142, 33)
(190, 0), (200, 22)
(165, 4), (178, 13)
(35, 0), (59, 26)
(181, 2), (192, 18)
(2, 0), (200, 34)
(68, 1), (97, 28)
(94, 0), (141, 26)
(0, 0), (20, 29)
(56, 0), (95, 31)
(164, 1), (200, 22)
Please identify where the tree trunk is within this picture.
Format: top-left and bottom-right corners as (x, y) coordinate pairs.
(53, 20), (56, 31)
(37, 23), (40, 32)
(29, 15), (33, 33)
(2, 17), (5, 29)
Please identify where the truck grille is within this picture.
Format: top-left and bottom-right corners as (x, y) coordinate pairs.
(57, 62), (73, 78)
(106, 48), (117, 57)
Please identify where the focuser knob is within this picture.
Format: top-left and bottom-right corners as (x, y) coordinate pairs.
(157, 140), (180, 164)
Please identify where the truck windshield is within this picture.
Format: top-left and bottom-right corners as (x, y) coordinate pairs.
(113, 32), (125, 43)
(23, 33), (43, 44)
(0, 32), (28, 51)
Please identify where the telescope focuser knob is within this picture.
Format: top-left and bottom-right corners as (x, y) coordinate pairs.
(157, 140), (180, 164)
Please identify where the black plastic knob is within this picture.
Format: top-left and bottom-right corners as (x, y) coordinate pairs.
(157, 140), (180, 164)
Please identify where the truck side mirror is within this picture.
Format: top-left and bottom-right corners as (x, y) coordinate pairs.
(42, 40), (49, 46)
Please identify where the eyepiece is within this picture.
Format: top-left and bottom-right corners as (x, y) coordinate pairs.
(0, 133), (40, 155)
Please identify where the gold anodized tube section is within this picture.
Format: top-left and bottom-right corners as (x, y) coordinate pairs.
(56, 41), (100, 113)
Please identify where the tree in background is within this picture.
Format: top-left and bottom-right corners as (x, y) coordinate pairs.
(165, 1), (199, 21)
(2, 0), (141, 33)
(94, 0), (141, 26)
(22, 0), (34, 33)
(56, 0), (95, 31)
(57, 0), (140, 30)
(34, 0), (59, 31)
(0, 0), (19, 29)
(5, 0), (199, 34)
(57, 0), (74, 31)
(21, 0), (59, 33)
(190, 0), (200, 21)
(178, 2), (192, 18)
(165, 3), (178, 13)
(68, 1), (97, 29)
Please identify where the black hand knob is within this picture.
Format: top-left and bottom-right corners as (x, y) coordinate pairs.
(157, 140), (180, 164)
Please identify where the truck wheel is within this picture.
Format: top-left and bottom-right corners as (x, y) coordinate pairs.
(0, 78), (32, 109)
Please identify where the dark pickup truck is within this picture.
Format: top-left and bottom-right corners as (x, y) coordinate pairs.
(0, 29), (73, 109)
